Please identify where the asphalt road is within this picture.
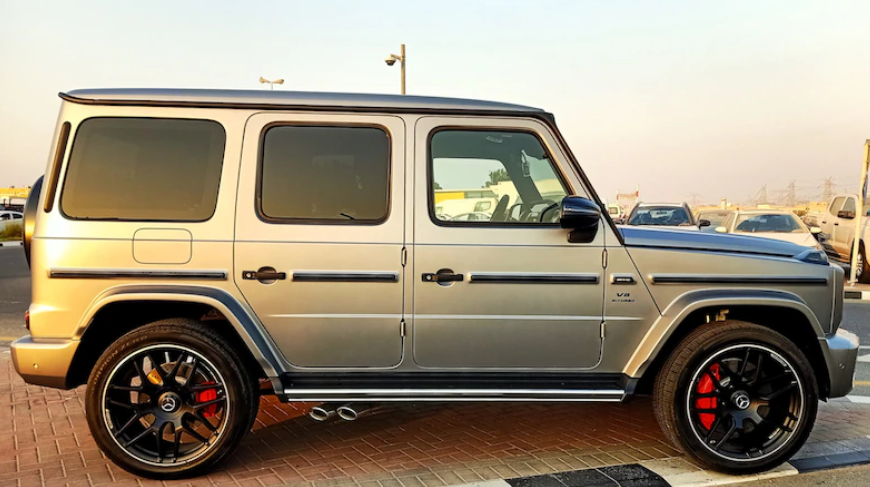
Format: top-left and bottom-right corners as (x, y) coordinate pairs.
(1, 245), (869, 396)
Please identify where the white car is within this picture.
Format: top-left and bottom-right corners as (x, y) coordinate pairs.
(625, 202), (707, 230)
(716, 210), (822, 248)
(0, 210), (23, 233)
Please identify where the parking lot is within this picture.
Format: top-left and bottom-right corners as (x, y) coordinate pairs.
(2, 244), (870, 486)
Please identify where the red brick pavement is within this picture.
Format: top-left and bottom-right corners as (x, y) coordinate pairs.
(1, 349), (867, 487)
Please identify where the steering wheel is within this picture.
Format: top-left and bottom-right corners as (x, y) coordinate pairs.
(539, 202), (560, 222)
(519, 199), (557, 223)
(490, 195), (510, 222)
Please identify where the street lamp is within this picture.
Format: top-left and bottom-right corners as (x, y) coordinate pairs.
(259, 77), (284, 90)
(384, 44), (406, 95)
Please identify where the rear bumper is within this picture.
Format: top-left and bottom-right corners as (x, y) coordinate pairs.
(10, 336), (78, 389)
(823, 328), (860, 398)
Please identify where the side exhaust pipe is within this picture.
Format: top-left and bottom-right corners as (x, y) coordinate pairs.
(308, 403), (343, 422)
(336, 403), (373, 421)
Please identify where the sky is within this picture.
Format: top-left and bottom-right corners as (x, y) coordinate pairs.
(1, 0), (869, 204)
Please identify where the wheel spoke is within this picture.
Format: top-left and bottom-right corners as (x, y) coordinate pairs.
(754, 371), (791, 387)
(190, 382), (224, 392)
(193, 397), (225, 410)
(694, 392), (719, 399)
(182, 423), (210, 444)
(133, 358), (149, 384)
(760, 381), (797, 401)
(173, 430), (182, 461)
(188, 411), (218, 432)
(165, 352), (186, 383)
(107, 399), (139, 411)
(108, 384), (144, 392)
(751, 353), (765, 385)
(704, 416), (723, 443)
(123, 426), (153, 448)
(761, 418), (794, 433)
(738, 348), (751, 378)
(714, 418), (738, 452)
(703, 370), (724, 391)
(113, 412), (141, 438)
(155, 421), (170, 460)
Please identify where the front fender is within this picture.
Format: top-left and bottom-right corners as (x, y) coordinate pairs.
(623, 288), (826, 378)
(75, 284), (285, 379)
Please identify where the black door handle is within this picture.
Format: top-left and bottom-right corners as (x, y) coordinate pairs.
(834, 223), (839, 226)
(243, 267), (287, 282)
(422, 272), (464, 283)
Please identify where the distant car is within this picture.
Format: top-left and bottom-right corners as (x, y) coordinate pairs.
(0, 210), (23, 221)
(716, 210), (822, 248)
(446, 212), (492, 222)
(625, 202), (707, 230)
(696, 210), (734, 233)
(607, 203), (625, 223)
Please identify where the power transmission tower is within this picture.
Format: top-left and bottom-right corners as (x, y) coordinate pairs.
(754, 185), (768, 205)
(822, 177), (835, 202)
(786, 180), (796, 207)
(687, 193), (703, 208)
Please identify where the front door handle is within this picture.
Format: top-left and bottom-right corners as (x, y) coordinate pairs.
(422, 271), (464, 283)
(242, 266), (287, 282)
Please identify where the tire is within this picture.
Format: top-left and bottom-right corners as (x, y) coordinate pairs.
(85, 318), (258, 479)
(857, 245), (870, 284)
(653, 320), (818, 474)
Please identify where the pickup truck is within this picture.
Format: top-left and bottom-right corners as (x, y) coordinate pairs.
(816, 193), (870, 281)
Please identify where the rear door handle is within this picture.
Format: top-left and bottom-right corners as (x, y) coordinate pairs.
(242, 267), (287, 282)
(834, 223), (839, 226)
(422, 271), (464, 283)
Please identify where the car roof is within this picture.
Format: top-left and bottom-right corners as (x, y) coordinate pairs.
(735, 210), (795, 215)
(636, 203), (686, 208)
(61, 88), (546, 114)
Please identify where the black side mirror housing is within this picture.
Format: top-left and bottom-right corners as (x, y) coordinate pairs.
(838, 210), (855, 219)
(559, 196), (601, 243)
(698, 219), (711, 228)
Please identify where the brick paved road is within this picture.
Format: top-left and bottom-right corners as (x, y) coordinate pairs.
(1, 348), (868, 487)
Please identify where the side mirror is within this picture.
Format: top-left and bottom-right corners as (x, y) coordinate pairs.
(698, 219), (711, 228)
(838, 210), (855, 219)
(559, 196), (600, 243)
(810, 226), (822, 234)
(715, 226), (727, 234)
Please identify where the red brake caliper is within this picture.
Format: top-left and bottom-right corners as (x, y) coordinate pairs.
(696, 363), (720, 430)
(195, 381), (218, 418)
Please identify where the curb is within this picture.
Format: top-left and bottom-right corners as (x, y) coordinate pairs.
(457, 450), (870, 487)
(0, 240), (22, 247)
(845, 289), (870, 300)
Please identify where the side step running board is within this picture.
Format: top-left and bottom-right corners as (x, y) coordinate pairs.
(281, 388), (627, 402)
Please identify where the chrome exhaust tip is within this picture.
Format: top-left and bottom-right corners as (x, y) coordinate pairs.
(308, 403), (341, 422)
(336, 403), (372, 421)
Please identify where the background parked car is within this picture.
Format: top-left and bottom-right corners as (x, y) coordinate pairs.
(715, 210), (822, 248)
(0, 210), (23, 235)
(625, 202), (709, 230)
(607, 203), (626, 223)
(816, 193), (870, 281)
(696, 209), (734, 232)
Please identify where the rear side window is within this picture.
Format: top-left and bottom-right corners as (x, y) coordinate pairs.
(61, 118), (225, 221)
(259, 125), (390, 223)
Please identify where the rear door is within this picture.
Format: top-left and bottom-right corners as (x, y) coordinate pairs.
(234, 113), (406, 368)
(410, 116), (605, 369)
(833, 196), (856, 257)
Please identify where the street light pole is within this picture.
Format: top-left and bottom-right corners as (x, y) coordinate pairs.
(385, 44), (406, 95)
(259, 77), (285, 90)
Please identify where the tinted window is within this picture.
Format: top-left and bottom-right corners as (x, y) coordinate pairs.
(628, 206), (692, 226)
(735, 214), (804, 233)
(829, 197), (845, 215)
(260, 126), (390, 223)
(842, 197), (856, 214)
(61, 118), (225, 221)
(430, 130), (569, 225)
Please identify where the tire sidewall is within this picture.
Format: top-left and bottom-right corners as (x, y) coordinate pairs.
(669, 327), (818, 473)
(85, 322), (253, 479)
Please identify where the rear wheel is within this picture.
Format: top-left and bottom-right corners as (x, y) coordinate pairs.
(86, 319), (257, 479)
(653, 321), (817, 474)
(856, 245), (870, 283)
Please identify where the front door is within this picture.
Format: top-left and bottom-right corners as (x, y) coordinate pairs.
(235, 113), (406, 368)
(411, 116), (605, 369)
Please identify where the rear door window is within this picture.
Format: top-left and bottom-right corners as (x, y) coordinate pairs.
(61, 118), (226, 221)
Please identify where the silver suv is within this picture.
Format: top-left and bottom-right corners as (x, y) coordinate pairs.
(13, 89), (859, 479)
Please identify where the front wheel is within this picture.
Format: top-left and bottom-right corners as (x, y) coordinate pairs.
(653, 321), (818, 474)
(85, 319), (258, 479)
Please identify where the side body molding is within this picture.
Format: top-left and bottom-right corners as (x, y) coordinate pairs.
(75, 285), (285, 382)
(624, 288), (826, 379)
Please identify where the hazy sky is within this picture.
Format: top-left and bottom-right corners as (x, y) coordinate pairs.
(1, 0), (869, 204)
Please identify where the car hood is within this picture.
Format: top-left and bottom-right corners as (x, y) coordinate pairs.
(619, 225), (809, 258)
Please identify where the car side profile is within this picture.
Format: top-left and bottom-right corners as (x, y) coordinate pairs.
(12, 89), (859, 479)
(625, 202), (709, 230)
(715, 210), (824, 249)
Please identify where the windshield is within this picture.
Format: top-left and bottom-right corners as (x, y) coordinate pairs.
(698, 211), (731, 226)
(734, 213), (804, 233)
(628, 206), (693, 226)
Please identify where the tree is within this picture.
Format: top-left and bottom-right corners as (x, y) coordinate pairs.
(433, 181), (442, 190)
(484, 169), (510, 188)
